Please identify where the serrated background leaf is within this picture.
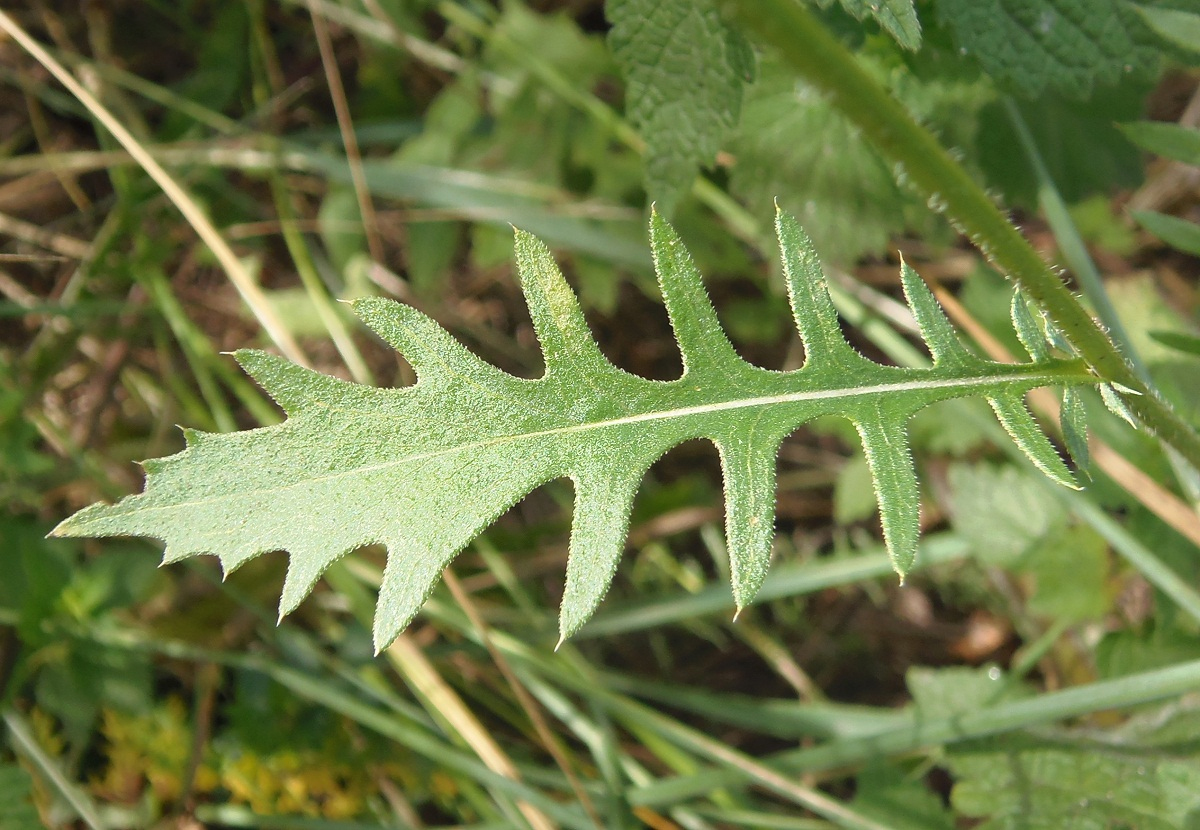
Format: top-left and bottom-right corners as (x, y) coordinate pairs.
(1020, 523), (1110, 622)
(607, 0), (753, 215)
(54, 212), (1094, 652)
(933, 0), (1170, 99)
(730, 51), (988, 262)
(730, 55), (911, 262)
(948, 726), (1200, 829)
(947, 463), (1067, 566)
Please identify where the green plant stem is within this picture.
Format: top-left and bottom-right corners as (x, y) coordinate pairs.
(731, 0), (1200, 468)
(1004, 97), (1200, 504)
(1001, 99), (1139, 371)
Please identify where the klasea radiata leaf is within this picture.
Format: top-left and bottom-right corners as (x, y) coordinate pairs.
(54, 209), (1095, 651)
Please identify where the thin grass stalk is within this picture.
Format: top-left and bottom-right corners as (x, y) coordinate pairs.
(0, 9), (310, 367)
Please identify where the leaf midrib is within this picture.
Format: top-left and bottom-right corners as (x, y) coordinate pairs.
(114, 363), (1086, 518)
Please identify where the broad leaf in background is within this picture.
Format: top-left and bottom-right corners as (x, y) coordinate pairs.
(977, 83), (1147, 208)
(731, 51), (988, 262)
(947, 463), (1067, 566)
(851, 763), (956, 830)
(907, 668), (1200, 827)
(947, 710), (1200, 829)
(933, 0), (1174, 98)
(607, 0), (753, 214)
(730, 55), (911, 261)
(815, 0), (922, 50)
(53, 211), (1095, 652)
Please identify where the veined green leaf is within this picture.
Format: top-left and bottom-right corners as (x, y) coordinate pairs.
(934, 0), (1167, 99)
(607, 0), (753, 215)
(53, 210), (1094, 651)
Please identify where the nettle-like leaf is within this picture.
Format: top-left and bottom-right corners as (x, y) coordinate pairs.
(934, 0), (1174, 99)
(54, 210), (1095, 652)
(606, 0), (753, 215)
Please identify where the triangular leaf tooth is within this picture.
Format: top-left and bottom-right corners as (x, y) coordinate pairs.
(352, 297), (498, 384)
(649, 209), (744, 377)
(716, 431), (783, 609)
(235, 349), (349, 416)
(1100, 383), (1139, 428)
(373, 541), (454, 653)
(855, 412), (921, 579)
(513, 229), (613, 378)
(139, 458), (166, 476)
(162, 543), (201, 565)
(775, 208), (858, 367)
(280, 546), (347, 620)
(1060, 387), (1090, 474)
(181, 427), (212, 448)
(988, 394), (1079, 489)
(559, 466), (647, 642)
(899, 260), (974, 367)
(49, 498), (134, 539)
(1042, 315), (1072, 353)
(218, 545), (265, 576)
(1010, 292), (1049, 362)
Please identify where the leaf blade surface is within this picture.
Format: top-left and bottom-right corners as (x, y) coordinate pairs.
(54, 210), (1095, 650)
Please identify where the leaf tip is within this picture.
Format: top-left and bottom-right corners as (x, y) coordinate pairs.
(46, 516), (74, 538)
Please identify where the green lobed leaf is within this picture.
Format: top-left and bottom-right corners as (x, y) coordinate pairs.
(53, 210), (1095, 652)
(815, 0), (923, 50)
(606, 0), (753, 215)
(934, 0), (1170, 99)
(1099, 382), (1140, 428)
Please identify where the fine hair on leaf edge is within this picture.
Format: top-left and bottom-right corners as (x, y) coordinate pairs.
(52, 208), (1096, 652)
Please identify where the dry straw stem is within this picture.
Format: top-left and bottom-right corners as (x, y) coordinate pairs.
(383, 633), (557, 830)
(0, 9), (310, 368)
(306, 0), (385, 266)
